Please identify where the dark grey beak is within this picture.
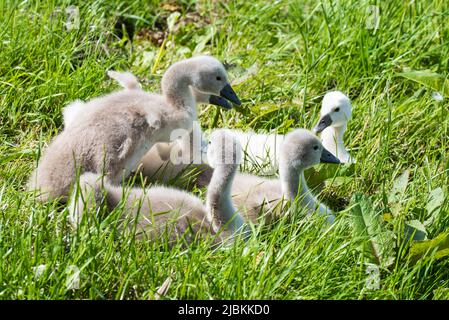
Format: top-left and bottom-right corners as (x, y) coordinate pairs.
(220, 83), (241, 106)
(320, 147), (340, 164)
(313, 114), (332, 133)
(209, 95), (232, 110)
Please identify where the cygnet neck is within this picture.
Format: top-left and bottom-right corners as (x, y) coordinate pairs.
(280, 160), (321, 210)
(161, 67), (197, 118)
(206, 162), (243, 233)
(280, 162), (302, 201)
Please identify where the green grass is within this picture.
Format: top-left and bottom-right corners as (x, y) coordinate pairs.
(1, 0), (449, 299)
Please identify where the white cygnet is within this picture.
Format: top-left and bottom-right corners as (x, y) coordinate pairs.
(154, 90), (354, 172)
(313, 91), (353, 163)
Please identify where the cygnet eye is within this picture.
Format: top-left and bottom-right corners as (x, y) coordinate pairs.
(313, 145), (319, 150)
(216, 76), (222, 81)
(334, 107), (340, 112)
(208, 141), (211, 145)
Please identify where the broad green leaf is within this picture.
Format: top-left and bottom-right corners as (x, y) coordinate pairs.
(398, 70), (449, 97)
(305, 165), (336, 190)
(324, 176), (353, 188)
(350, 193), (396, 267)
(388, 169), (409, 203)
(424, 187), (445, 227)
(305, 162), (355, 190)
(388, 170), (409, 216)
(404, 220), (427, 241)
(408, 232), (449, 264)
(427, 187), (445, 215)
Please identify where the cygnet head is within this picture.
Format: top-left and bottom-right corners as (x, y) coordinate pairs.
(313, 91), (352, 133)
(206, 129), (242, 168)
(191, 56), (241, 107)
(163, 56), (241, 109)
(281, 129), (340, 170)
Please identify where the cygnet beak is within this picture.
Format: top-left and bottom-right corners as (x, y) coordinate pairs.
(209, 95), (232, 110)
(220, 83), (241, 106)
(320, 147), (340, 164)
(313, 114), (332, 133)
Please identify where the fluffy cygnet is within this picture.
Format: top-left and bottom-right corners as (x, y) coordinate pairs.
(105, 69), (235, 184)
(153, 128), (341, 224)
(68, 129), (245, 244)
(229, 129), (340, 224)
(28, 56), (241, 202)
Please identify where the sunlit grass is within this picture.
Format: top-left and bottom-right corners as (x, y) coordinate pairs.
(0, 0), (448, 299)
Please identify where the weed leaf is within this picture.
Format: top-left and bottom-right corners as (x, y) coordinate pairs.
(388, 169), (409, 216)
(408, 232), (449, 264)
(351, 193), (396, 267)
(404, 220), (427, 241)
(427, 187), (445, 215)
(424, 187), (445, 227)
(388, 169), (409, 203)
(398, 70), (449, 97)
